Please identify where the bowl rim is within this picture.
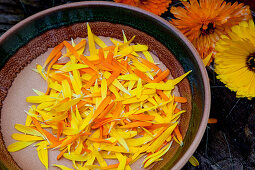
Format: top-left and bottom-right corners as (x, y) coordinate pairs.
(0, 1), (211, 170)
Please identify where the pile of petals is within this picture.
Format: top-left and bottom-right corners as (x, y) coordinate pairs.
(7, 23), (191, 170)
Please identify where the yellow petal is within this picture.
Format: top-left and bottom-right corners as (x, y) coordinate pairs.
(189, 156), (199, 167)
(81, 74), (92, 81)
(54, 96), (82, 112)
(122, 30), (128, 43)
(63, 153), (91, 161)
(36, 141), (49, 170)
(109, 85), (121, 99)
(132, 61), (151, 72)
(79, 109), (93, 131)
(117, 74), (139, 81)
(35, 64), (46, 80)
(142, 51), (154, 63)
(110, 38), (123, 46)
(109, 128), (129, 152)
(132, 44), (148, 51)
(12, 133), (44, 141)
(122, 95), (149, 105)
(116, 129), (137, 139)
(59, 64), (88, 72)
(119, 36), (135, 49)
(83, 155), (96, 170)
(126, 136), (153, 147)
(147, 123), (177, 153)
(203, 52), (213, 66)
(90, 144), (108, 168)
(101, 79), (107, 100)
(136, 78), (142, 98)
(73, 69), (82, 92)
(37, 101), (54, 110)
(69, 72), (82, 95)
(62, 79), (72, 98)
(112, 80), (130, 96)
(143, 143), (171, 168)
(116, 152), (126, 170)
(25, 105), (36, 126)
(145, 71), (191, 90)
(128, 80), (136, 91)
(118, 46), (133, 57)
(8, 141), (35, 152)
(45, 111), (68, 122)
(26, 95), (55, 103)
(87, 23), (98, 59)
(93, 34), (107, 48)
(15, 124), (44, 137)
(49, 81), (62, 92)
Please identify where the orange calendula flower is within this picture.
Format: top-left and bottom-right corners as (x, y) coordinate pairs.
(114, 0), (172, 15)
(170, 0), (251, 64)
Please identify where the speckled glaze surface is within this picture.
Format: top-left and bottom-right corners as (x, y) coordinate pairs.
(0, 2), (210, 170)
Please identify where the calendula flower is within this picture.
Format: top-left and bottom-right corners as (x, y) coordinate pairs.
(170, 0), (251, 63)
(114, 0), (172, 15)
(215, 20), (255, 99)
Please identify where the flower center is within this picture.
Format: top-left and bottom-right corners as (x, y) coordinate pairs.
(247, 53), (255, 72)
(200, 23), (215, 36)
(140, 0), (148, 4)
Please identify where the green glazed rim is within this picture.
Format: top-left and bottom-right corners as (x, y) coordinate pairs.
(0, 1), (210, 170)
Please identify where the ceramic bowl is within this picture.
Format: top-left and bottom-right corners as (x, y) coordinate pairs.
(0, 1), (210, 170)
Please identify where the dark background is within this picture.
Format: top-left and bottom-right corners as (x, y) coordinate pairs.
(1, 0), (255, 169)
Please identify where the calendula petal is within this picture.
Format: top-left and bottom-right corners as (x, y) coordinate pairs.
(8, 141), (35, 152)
(101, 79), (107, 100)
(147, 123), (177, 153)
(54, 96), (82, 112)
(94, 34), (107, 48)
(59, 64), (88, 72)
(26, 95), (55, 103)
(73, 69), (82, 92)
(143, 143), (171, 168)
(109, 128), (129, 152)
(126, 136), (153, 147)
(116, 152), (126, 170)
(118, 46), (133, 57)
(132, 44), (148, 52)
(136, 78), (142, 98)
(12, 133), (44, 141)
(69, 72), (82, 95)
(87, 23), (98, 59)
(118, 74), (139, 81)
(36, 141), (49, 170)
(142, 51), (154, 63)
(35, 64), (46, 80)
(15, 124), (44, 137)
(90, 144), (108, 167)
(189, 156), (199, 167)
(63, 153), (91, 161)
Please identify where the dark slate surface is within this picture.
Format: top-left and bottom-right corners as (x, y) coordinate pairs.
(0, 0), (255, 169)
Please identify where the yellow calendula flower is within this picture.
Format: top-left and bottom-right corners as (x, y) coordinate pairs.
(215, 20), (255, 99)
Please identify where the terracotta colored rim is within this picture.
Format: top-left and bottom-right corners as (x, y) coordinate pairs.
(0, 1), (211, 170)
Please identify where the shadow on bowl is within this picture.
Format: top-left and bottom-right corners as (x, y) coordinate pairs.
(0, 1), (210, 170)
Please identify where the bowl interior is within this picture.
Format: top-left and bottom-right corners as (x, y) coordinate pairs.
(0, 2), (210, 170)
